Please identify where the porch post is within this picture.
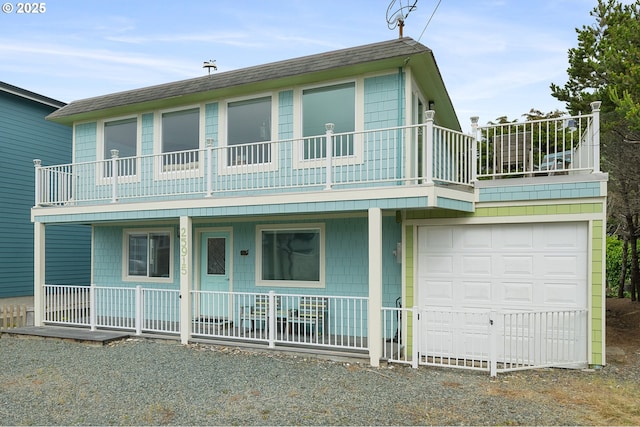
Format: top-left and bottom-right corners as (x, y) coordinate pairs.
(470, 116), (479, 182)
(590, 101), (601, 173)
(33, 221), (45, 326)
(179, 216), (193, 344)
(205, 138), (214, 197)
(33, 159), (41, 206)
(110, 149), (119, 203)
(368, 207), (383, 367)
(324, 123), (334, 190)
(424, 110), (435, 185)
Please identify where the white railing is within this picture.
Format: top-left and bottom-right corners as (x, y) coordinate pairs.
(191, 290), (369, 351)
(41, 284), (588, 376)
(410, 307), (588, 376)
(382, 306), (413, 365)
(496, 309), (587, 373)
(44, 284), (180, 335)
(43, 284), (367, 351)
(34, 123), (474, 207)
(476, 103), (601, 180)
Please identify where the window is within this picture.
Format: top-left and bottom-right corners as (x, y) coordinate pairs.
(227, 96), (272, 165)
(257, 225), (324, 288)
(103, 117), (137, 177)
(302, 82), (355, 159)
(161, 108), (200, 167)
(125, 230), (172, 280)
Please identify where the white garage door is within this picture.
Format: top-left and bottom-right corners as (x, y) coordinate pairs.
(416, 222), (588, 365)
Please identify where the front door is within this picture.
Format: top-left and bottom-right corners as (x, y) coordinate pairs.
(200, 231), (231, 319)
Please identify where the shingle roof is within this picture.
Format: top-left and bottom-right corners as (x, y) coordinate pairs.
(47, 37), (431, 121)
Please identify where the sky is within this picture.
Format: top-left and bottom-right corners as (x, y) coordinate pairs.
(0, 0), (601, 131)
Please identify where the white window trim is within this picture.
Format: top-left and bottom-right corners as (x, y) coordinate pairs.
(122, 228), (174, 283)
(217, 93), (279, 175)
(256, 223), (325, 289)
(96, 115), (142, 185)
(154, 105), (205, 180)
(292, 79), (364, 169)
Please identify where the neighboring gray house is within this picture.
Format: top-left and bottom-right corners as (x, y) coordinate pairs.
(0, 82), (90, 298)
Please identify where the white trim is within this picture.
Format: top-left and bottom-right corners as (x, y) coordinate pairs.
(194, 226), (234, 294)
(96, 115), (142, 185)
(217, 93), (279, 175)
(154, 104), (205, 180)
(122, 227), (174, 283)
(292, 79), (364, 169)
(255, 223), (325, 289)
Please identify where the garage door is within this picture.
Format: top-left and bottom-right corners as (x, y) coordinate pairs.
(416, 222), (588, 364)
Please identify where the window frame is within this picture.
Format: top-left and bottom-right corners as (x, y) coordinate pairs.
(154, 105), (205, 178)
(256, 223), (325, 289)
(122, 228), (174, 283)
(292, 79), (364, 169)
(218, 93), (279, 175)
(97, 115), (141, 184)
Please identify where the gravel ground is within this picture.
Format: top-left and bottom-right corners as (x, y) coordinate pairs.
(0, 335), (637, 426)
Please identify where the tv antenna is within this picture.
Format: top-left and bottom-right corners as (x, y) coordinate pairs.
(386, 0), (418, 38)
(203, 60), (217, 75)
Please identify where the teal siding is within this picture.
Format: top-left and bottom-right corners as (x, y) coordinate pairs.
(74, 122), (97, 163)
(0, 90), (90, 297)
(92, 216), (401, 300)
(364, 73), (402, 130)
(478, 181), (603, 202)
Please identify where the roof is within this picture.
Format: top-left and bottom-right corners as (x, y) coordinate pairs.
(0, 81), (66, 108)
(46, 37), (459, 129)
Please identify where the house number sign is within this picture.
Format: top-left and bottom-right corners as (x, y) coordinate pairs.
(180, 227), (188, 276)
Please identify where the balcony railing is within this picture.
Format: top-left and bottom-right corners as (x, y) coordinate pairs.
(475, 102), (601, 179)
(33, 121), (475, 207)
(33, 106), (601, 207)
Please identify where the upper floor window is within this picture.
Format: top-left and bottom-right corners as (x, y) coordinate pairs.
(302, 82), (355, 159)
(227, 96), (272, 165)
(162, 108), (200, 168)
(103, 117), (137, 177)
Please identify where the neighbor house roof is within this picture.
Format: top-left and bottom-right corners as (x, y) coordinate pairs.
(47, 37), (458, 128)
(1, 81), (66, 108)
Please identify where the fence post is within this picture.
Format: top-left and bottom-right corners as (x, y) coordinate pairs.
(411, 307), (419, 369)
(325, 123), (334, 190)
(90, 283), (96, 331)
(268, 290), (276, 348)
(33, 159), (42, 206)
(590, 101), (601, 173)
(110, 149), (119, 203)
(470, 116), (479, 182)
(489, 310), (498, 377)
(135, 285), (142, 335)
(424, 111), (435, 185)
(205, 138), (214, 197)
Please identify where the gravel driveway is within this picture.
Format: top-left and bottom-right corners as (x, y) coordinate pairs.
(0, 336), (636, 425)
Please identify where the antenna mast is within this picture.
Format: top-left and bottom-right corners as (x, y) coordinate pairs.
(386, 0), (417, 38)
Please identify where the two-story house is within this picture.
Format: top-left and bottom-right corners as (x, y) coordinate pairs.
(0, 82), (90, 299)
(33, 38), (607, 375)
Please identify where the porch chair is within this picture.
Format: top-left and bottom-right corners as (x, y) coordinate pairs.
(493, 131), (533, 174)
(288, 296), (327, 338)
(241, 295), (282, 331)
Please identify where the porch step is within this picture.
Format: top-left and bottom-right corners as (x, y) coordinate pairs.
(2, 326), (130, 345)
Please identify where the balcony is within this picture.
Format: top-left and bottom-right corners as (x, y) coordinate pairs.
(33, 106), (601, 209)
